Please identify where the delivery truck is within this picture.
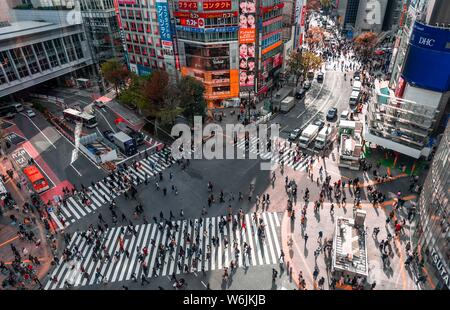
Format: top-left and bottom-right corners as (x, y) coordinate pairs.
(113, 131), (137, 156)
(280, 96), (296, 113)
(298, 124), (319, 148)
(314, 126), (333, 150)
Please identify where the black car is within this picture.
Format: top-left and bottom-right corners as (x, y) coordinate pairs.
(103, 130), (115, 142)
(289, 128), (302, 141)
(326, 108), (338, 121)
(317, 72), (324, 83)
(295, 89), (307, 100)
(314, 120), (325, 131)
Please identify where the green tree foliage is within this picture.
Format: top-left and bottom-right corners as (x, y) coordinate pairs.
(100, 59), (129, 94)
(177, 76), (207, 123)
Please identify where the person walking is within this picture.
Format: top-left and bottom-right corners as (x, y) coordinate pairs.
(304, 233), (309, 246)
(272, 268), (278, 281)
(141, 274), (150, 285)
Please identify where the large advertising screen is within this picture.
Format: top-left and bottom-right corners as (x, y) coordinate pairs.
(402, 21), (450, 92)
(239, 0), (256, 88)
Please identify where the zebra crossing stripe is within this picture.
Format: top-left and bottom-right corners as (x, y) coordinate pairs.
(45, 212), (282, 289)
(262, 212), (277, 264)
(267, 213), (281, 259)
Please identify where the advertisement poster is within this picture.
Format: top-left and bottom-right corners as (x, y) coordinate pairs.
(239, 0), (256, 87)
(156, 0), (174, 56)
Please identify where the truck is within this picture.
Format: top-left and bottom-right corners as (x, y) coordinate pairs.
(113, 131), (137, 156)
(272, 87), (293, 111)
(314, 126), (332, 150)
(298, 124), (319, 148)
(349, 90), (360, 111)
(352, 80), (362, 92)
(280, 96), (296, 113)
(116, 122), (145, 145)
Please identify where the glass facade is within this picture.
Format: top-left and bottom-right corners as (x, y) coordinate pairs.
(413, 124), (450, 290)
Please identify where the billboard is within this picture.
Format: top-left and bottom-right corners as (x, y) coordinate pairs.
(203, 1), (232, 11)
(239, 0), (256, 88)
(156, 0), (173, 43)
(178, 1), (198, 10)
(174, 11), (238, 18)
(402, 21), (450, 92)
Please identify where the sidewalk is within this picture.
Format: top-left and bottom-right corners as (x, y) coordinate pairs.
(280, 196), (417, 290)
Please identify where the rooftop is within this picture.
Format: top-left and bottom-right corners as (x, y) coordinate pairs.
(0, 21), (66, 41)
(332, 217), (368, 277)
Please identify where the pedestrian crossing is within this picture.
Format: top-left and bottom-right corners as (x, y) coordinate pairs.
(53, 148), (174, 230)
(235, 137), (311, 171)
(44, 212), (282, 289)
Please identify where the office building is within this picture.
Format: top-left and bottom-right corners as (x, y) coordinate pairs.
(116, 0), (177, 77)
(0, 11), (94, 99)
(413, 123), (450, 290)
(364, 0), (450, 159)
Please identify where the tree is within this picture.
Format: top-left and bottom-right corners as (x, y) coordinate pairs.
(100, 59), (129, 94)
(306, 27), (325, 48)
(142, 70), (170, 117)
(286, 50), (304, 86)
(118, 73), (147, 109)
(320, 0), (333, 13)
(287, 51), (323, 86)
(177, 76), (206, 123)
(306, 0), (321, 11)
(354, 32), (378, 61)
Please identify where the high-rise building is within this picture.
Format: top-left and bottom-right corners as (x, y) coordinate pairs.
(363, 0), (450, 159)
(0, 9), (94, 99)
(117, 0), (284, 108)
(413, 123), (449, 290)
(281, 0), (305, 72)
(79, 0), (123, 63)
(337, 0), (404, 37)
(175, 0), (239, 107)
(116, 0), (177, 77)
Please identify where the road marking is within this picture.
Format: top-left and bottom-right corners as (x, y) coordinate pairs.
(297, 72), (327, 118)
(21, 113), (57, 149)
(96, 108), (116, 133)
(70, 163), (82, 176)
(301, 74), (339, 129)
(201, 281), (207, 287)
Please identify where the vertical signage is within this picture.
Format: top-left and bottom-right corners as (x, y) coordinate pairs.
(156, 0), (173, 44)
(239, 0), (256, 88)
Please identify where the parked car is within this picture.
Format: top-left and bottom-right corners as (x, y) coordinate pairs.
(25, 109), (36, 117)
(307, 71), (315, 80)
(326, 108), (337, 121)
(288, 128), (302, 141)
(103, 130), (115, 142)
(314, 119), (325, 131)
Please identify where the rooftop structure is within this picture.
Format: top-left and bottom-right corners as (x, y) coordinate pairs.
(338, 120), (363, 170)
(332, 216), (368, 278)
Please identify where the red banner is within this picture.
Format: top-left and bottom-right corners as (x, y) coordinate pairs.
(178, 1), (198, 10)
(300, 6), (306, 27)
(179, 17), (205, 28)
(261, 3), (284, 13)
(203, 1), (232, 11)
(174, 11), (237, 18)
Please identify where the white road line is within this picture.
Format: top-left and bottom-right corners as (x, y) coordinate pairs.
(267, 213), (282, 260)
(21, 113), (57, 149)
(262, 213), (277, 264)
(245, 214), (257, 266)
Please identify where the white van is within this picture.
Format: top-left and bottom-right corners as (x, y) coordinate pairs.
(13, 103), (24, 112)
(349, 91), (360, 110)
(352, 80), (362, 92)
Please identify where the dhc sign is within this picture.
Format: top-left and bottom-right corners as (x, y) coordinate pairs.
(402, 21), (450, 92)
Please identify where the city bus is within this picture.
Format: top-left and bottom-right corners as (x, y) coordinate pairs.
(23, 165), (50, 193)
(63, 108), (98, 128)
